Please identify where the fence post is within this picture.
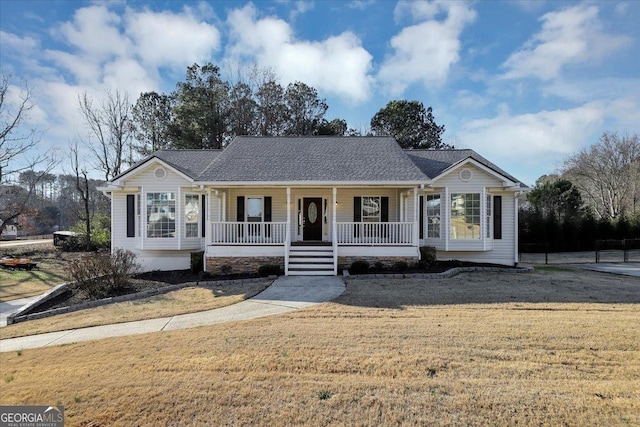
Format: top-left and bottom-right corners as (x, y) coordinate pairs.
(623, 239), (628, 263)
(545, 242), (548, 265)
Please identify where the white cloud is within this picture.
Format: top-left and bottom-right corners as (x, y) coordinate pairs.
(457, 103), (607, 184)
(378, 1), (477, 94)
(56, 5), (131, 61)
(226, 4), (373, 102)
(501, 4), (631, 81)
(125, 7), (221, 68)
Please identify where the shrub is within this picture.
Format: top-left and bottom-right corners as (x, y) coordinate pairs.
(69, 249), (141, 299)
(68, 254), (108, 298)
(392, 260), (409, 272)
(349, 260), (369, 275)
(258, 264), (282, 277)
(220, 264), (233, 275)
(419, 246), (437, 269)
(371, 261), (385, 272)
(190, 251), (204, 274)
(103, 249), (141, 294)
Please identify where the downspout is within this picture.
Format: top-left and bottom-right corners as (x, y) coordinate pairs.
(413, 187), (419, 253)
(332, 187), (338, 275)
(514, 193), (519, 266)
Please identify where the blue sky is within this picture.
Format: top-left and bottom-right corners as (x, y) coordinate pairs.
(1, 0), (639, 186)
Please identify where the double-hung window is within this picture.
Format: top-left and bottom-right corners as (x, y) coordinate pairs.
(450, 193), (481, 240)
(184, 194), (200, 238)
(426, 195), (441, 238)
(362, 196), (381, 222)
(147, 192), (176, 238)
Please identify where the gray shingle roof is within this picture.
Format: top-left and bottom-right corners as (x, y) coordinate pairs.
(154, 150), (222, 179)
(113, 137), (525, 188)
(405, 149), (524, 185)
(197, 136), (427, 183)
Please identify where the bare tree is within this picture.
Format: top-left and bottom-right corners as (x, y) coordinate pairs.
(563, 132), (640, 219)
(0, 71), (57, 237)
(78, 89), (133, 181)
(71, 142), (91, 250)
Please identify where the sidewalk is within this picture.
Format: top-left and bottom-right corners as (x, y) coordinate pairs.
(0, 275), (345, 353)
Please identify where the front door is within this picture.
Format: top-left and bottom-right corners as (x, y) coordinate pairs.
(303, 198), (323, 241)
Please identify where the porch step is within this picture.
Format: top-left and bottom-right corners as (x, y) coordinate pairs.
(287, 245), (335, 276)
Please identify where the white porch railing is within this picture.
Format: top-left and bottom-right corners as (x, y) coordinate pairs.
(336, 222), (414, 245)
(210, 222), (287, 244)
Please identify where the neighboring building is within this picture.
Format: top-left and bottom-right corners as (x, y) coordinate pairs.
(0, 222), (18, 240)
(100, 136), (528, 275)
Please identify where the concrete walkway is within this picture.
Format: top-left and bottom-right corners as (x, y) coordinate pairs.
(0, 276), (345, 353)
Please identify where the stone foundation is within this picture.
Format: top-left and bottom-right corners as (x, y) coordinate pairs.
(338, 256), (417, 272)
(206, 256), (285, 275)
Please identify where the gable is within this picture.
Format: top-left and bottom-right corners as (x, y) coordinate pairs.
(431, 162), (509, 190)
(120, 159), (194, 189)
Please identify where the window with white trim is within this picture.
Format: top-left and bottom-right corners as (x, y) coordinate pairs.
(246, 197), (263, 222)
(147, 192), (176, 238)
(362, 196), (381, 222)
(450, 193), (481, 240)
(426, 195), (441, 238)
(486, 194), (492, 239)
(185, 194), (200, 238)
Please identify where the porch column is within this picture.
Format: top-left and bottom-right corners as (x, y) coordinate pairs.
(400, 193), (404, 221)
(222, 192), (226, 222)
(286, 187), (291, 276)
(514, 193), (519, 266)
(413, 187), (419, 247)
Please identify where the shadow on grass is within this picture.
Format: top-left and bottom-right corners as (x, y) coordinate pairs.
(336, 269), (640, 309)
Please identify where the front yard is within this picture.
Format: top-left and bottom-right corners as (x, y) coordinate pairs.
(1, 268), (638, 426)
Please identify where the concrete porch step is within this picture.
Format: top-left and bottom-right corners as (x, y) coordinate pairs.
(288, 270), (335, 276)
(288, 263), (334, 270)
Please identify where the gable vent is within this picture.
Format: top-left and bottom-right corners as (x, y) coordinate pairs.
(459, 168), (473, 181)
(154, 166), (167, 180)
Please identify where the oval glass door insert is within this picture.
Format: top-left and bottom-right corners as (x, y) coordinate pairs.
(308, 202), (318, 224)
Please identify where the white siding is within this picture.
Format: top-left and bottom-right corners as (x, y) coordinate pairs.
(415, 164), (519, 265)
(111, 162), (206, 271)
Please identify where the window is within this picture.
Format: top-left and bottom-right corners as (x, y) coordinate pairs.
(362, 196), (381, 222)
(185, 194), (200, 238)
(246, 197), (263, 222)
(486, 194), (492, 239)
(426, 195), (441, 238)
(450, 193), (481, 240)
(147, 192), (176, 238)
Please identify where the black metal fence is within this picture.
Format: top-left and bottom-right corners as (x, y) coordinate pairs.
(519, 239), (640, 264)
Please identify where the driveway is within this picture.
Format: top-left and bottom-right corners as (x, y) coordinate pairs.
(0, 296), (41, 327)
(573, 263), (640, 277)
(0, 239), (53, 248)
(0, 275), (345, 353)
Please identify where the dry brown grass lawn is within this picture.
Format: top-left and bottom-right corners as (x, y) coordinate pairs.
(0, 243), (77, 301)
(0, 280), (271, 340)
(1, 268), (639, 426)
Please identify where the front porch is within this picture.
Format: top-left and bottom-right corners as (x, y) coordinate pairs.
(205, 186), (421, 275)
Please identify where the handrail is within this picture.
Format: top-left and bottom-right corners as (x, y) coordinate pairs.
(210, 222), (287, 244)
(336, 222), (413, 245)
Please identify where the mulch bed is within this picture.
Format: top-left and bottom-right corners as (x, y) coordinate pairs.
(30, 270), (260, 314)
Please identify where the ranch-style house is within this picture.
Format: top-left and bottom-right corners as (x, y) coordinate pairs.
(100, 136), (528, 275)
